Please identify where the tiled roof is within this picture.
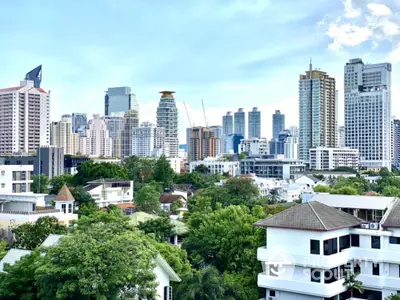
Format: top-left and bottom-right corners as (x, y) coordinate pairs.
(35, 88), (47, 93)
(381, 199), (400, 228)
(55, 185), (75, 202)
(255, 201), (362, 231)
(83, 183), (102, 191)
(0, 249), (32, 272)
(160, 194), (183, 204)
(116, 203), (135, 209)
(0, 87), (20, 93)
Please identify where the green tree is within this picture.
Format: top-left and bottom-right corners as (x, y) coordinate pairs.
(313, 185), (331, 193)
(153, 242), (192, 278)
(0, 251), (41, 300)
(382, 186), (400, 197)
(343, 271), (364, 298)
(35, 224), (157, 300)
(330, 186), (358, 195)
(174, 267), (226, 300)
(0, 240), (7, 260)
(123, 156), (155, 184)
(48, 174), (74, 194)
(12, 216), (68, 250)
(31, 174), (49, 194)
(194, 164), (209, 174)
(135, 184), (161, 214)
(73, 160), (129, 186)
(386, 294), (400, 300)
(153, 155), (175, 189)
(76, 208), (132, 232)
(267, 188), (280, 204)
(69, 186), (95, 206)
(76, 201), (99, 217)
(138, 217), (174, 242)
(379, 167), (391, 177)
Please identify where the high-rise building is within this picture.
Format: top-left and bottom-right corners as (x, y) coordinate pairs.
(157, 91), (178, 158)
(234, 108), (245, 137)
(299, 61), (337, 163)
(121, 109), (139, 158)
(0, 80), (50, 155)
(248, 107), (261, 138)
(71, 113), (87, 134)
(288, 126), (299, 137)
(104, 113), (124, 158)
(222, 111), (233, 135)
(338, 125), (345, 148)
(225, 134), (244, 154)
(209, 125), (223, 156)
(393, 119), (400, 169)
(79, 114), (113, 157)
(344, 58), (392, 170)
(188, 126), (219, 162)
(25, 65), (42, 88)
(239, 138), (269, 155)
(270, 130), (290, 156)
(50, 115), (73, 155)
(104, 87), (138, 116)
(284, 136), (299, 159)
(272, 110), (285, 139)
(132, 122), (165, 157)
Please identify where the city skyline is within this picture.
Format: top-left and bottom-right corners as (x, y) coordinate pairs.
(0, 0), (399, 143)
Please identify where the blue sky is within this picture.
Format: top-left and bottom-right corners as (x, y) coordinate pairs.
(0, 0), (399, 143)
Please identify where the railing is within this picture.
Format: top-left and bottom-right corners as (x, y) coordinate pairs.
(0, 209), (60, 215)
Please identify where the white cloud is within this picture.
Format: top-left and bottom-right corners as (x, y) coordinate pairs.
(390, 43), (400, 63)
(367, 3), (392, 16)
(343, 0), (361, 18)
(327, 23), (373, 51)
(381, 19), (400, 36)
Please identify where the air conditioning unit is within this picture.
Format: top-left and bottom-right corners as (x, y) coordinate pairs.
(361, 223), (370, 229)
(370, 223), (380, 230)
(164, 286), (173, 300)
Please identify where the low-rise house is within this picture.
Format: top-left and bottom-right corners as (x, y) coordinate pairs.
(160, 194), (186, 212)
(189, 157), (240, 177)
(84, 179), (133, 208)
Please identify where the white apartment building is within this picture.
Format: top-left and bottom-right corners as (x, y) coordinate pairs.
(132, 122), (165, 157)
(50, 115), (73, 155)
(338, 126), (345, 148)
(79, 114), (113, 157)
(256, 196), (400, 300)
(344, 58), (392, 170)
(284, 136), (299, 159)
(239, 138), (269, 155)
(84, 179), (133, 208)
(157, 91), (178, 158)
(309, 147), (359, 171)
(189, 157), (240, 177)
(168, 157), (182, 174)
(0, 165), (33, 193)
(0, 80), (50, 155)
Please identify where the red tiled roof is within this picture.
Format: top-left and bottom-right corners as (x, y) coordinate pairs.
(55, 185), (75, 202)
(117, 203), (135, 209)
(0, 87), (20, 93)
(35, 88), (47, 93)
(160, 194), (183, 204)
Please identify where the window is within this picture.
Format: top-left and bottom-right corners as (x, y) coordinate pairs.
(68, 204), (72, 213)
(371, 236), (381, 249)
(324, 238), (338, 256)
(310, 240), (320, 254)
(1, 183), (4, 188)
(325, 267), (338, 284)
(351, 234), (360, 247)
(339, 235), (350, 251)
(390, 237), (400, 245)
(311, 268), (321, 283)
(269, 290), (276, 297)
(61, 204), (66, 214)
(0, 171), (4, 176)
(372, 263), (380, 276)
(354, 262), (361, 274)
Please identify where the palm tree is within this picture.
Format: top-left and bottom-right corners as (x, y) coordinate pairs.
(386, 294), (400, 300)
(343, 271), (364, 298)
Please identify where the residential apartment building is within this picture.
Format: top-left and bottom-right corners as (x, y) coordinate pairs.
(71, 113), (87, 134)
(240, 155), (305, 180)
(309, 147), (360, 171)
(393, 119), (400, 168)
(248, 107), (261, 138)
(239, 138), (269, 155)
(25, 65), (42, 88)
(284, 136), (299, 160)
(0, 165), (33, 193)
(79, 115), (112, 157)
(157, 91), (178, 158)
(121, 109), (139, 158)
(344, 58), (392, 170)
(187, 126), (219, 162)
(273, 110), (285, 139)
(225, 133), (244, 154)
(132, 122), (165, 157)
(189, 157), (240, 177)
(209, 125), (223, 156)
(270, 130), (290, 157)
(337, 126), (345, 148)
(104, 86), (138, 116)
(299, 62), (337, 163)
(0, 80), (50, 155)
(50, 115), (72, 155)
(222, 111), (234, 136)
(234, 108), (245, 137)
(84, 179), (133, 208)
(104, 114), (123, 158)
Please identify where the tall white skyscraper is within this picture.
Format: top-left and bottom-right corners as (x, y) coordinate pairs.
(104, 87), (138, 116)
(344, 58), (392, 170)
(50, 115), (73, 155)
(79, 114), (113, 157)
(0, 80), (50, 154)
(132, 122), (165, 157)
(284, 136), (299, 159)
(234, 108), (245, 137)
(157, 91), (178, 157)
(337, 125), (345, 148)
(248, 107), (261, 138)
(299, 61), (337, 163)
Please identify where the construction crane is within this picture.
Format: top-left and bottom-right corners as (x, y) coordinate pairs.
(201, 99), (208, 128)
(183, 102), (193, 128)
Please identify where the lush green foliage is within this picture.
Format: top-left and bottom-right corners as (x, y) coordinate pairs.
(153, 155), (175, 189)
(73, 160), (129, 186)
(134, 184), (161, 214)
(138, 217), (174, 242)
(193, 164), (209, 174)
(174, 172), (221, 189)
(386, 294), (400, 300)
(343, 271), (364, 298)
(123, 156), (156, 184)
(69, 186), (95, 206)
(48, 174), (74, 194)
(153, 242), (192, 278)
(12, 216), (68, 250)
(0, 240), (7, 260)
(31, 174), (49, 194)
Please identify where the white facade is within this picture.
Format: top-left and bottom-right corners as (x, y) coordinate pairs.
(189, 157), (240, 177)
(344, 58), (392, 170)
(84, 179), (133, 208)
(284, 136), (298, 159)
(79, 114), (113, 158)
(168, 157), (182, 174)
(50, 115), (73, 155)
(337, 126), (345, 148)
(0, 165), (33, 193)
(132, 122), (165, 157)
(309, 147), (360, 171)
(0, 80), (50, 155)
(239, 138), (269, 155)
(157, 91), (178, 158)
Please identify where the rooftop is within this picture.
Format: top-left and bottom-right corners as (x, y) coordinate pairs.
(255, 201), (362, 232)
(311, 194), (396, 211)
(381, 199), (400, 228)
(55, 185), (75, 202)
(0, 249), (32, 272)
(160, 194), (184, 204)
